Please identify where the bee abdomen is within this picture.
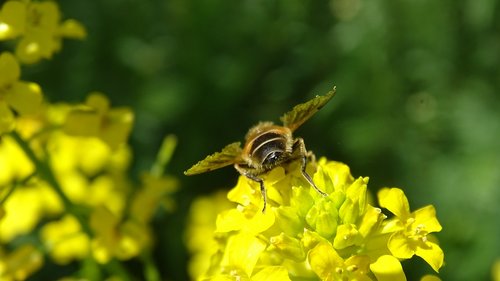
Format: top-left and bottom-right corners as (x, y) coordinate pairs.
(250, 132), (288, 165)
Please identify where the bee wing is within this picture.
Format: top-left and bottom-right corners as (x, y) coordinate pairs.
(280, 88), (336, 132)
(184, 142), (242, 175)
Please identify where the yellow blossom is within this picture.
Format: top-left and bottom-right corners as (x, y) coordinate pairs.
(130, 173), (179, 222)
(0, 135), (34, 185)
(64, 92), (134, 150)
(40, 215), (90, 264)
(185, 191), (234, 280)
(309, 242), (372, 281)
(378, 187), (444, 272)
(187, 158), (445, 280)
(90, 206), (151, 264)
(0, 244), (43, 281)
(0, 183), (60, 242)
(0, 0), (86, 64)
(0, 52), (42, 133)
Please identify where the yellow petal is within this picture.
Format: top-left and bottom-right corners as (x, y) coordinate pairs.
(252, 266), (291, 281)
(216, 209), (246, 232)
(216, 207), (274, 234)
(378, 188), (410, 219)
(358, 205), (384, 237)
(388, 232), (414, 259)
(415, 241), (444, 272)
(0, 52), (20, 85)
(221, 233), (266, 277)
(227, 176), (261, 207)
(333, 223), (362, 249)
(413, 205), (442, 233)
(59, 19), (86, 39)
(30, 1), (60, 30)
(369, 255), (407, 281)
(308, 242), (343, 279)
(98, 107), (134, 150)
(86, 92), (110, 113)
(0, 244), (43, 280)
(63, 108), (101, 136)
(5, 81), (42, 115)
(15, 33), (55, 64)
(0, 102), (15, 133)
(420, 275), (441, 281)
(345, 176), (368, 214)
(89, 206), (119, 237)
(40, 215), (90, 264)
(269, 233), (305, 261)
(0, 1), (27, 39)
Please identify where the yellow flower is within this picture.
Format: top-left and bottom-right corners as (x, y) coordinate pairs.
(0, 244), (43, 281)
(378, 187), (444, 272)
(187, 158), (445, 280)
(309, 242), (373, 281)
(90, 206), (151, 264)
(0, 0), (86, 64)
(130, 172), (179, 223)
(203, 232), (291, 281)
(40, 215), (90, 264)
(0, 1), (26, 39)
(46, 131), (130, 212)
(64, 92), (134, 150)
(0, 52), (42, 133)
(0, 183), (60, 242)
(0, 134), (34, 185)
(185, 191), (234, 280)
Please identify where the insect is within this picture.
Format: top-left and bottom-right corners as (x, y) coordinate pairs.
(185, 87), (336, 212)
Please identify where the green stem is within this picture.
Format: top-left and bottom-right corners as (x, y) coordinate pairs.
(142, 251), (161, 281)
(105, 259), (133, 281)
(0, 171), (36, 206)
(9, 130), (93, 235)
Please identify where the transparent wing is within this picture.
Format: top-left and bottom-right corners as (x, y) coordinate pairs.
(184, 142), (242, 175)
(280, 87), (336, 132)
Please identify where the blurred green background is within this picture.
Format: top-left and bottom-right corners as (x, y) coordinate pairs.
(22, 0), (500, 280)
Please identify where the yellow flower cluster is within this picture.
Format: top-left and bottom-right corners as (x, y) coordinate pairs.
(0, 1), (177, 279)
(187, 158), (444, 281)
(0, 0), (86, 64)
(0, 100), (176, 279)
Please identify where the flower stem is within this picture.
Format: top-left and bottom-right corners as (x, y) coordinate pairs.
(9, 130), (93, 235)
(142, 251), (161, 281)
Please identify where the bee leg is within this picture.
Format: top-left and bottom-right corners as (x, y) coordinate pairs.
(293, 138), (328, 196)
(234, 164), (268, 213)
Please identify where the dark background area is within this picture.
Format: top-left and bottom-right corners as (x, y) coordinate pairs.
(17, 0), (500, 280)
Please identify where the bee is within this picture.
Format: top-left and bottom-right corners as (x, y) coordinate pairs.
(185, 87), (336, 212)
